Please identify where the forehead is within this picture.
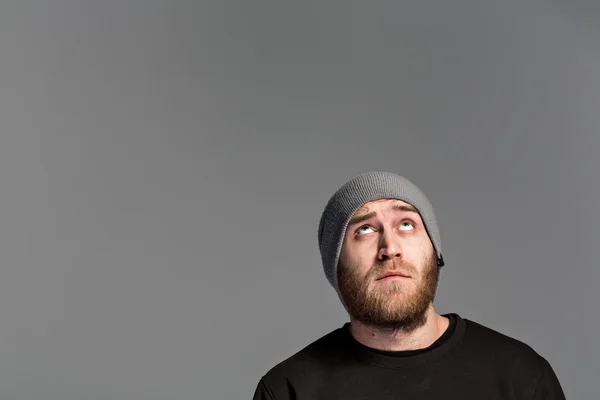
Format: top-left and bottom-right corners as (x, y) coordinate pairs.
(352, 198), (416, 216)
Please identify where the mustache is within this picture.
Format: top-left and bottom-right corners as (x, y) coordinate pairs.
(368, 260), (417, 277)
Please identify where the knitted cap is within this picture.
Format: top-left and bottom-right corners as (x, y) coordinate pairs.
(317, 171), (444, 297)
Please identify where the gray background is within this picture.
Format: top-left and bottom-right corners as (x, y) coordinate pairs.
(0, 0), (597, 398)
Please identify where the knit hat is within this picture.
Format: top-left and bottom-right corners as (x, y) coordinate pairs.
(317, 171), (444, 299)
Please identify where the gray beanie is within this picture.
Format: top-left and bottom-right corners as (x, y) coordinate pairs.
(317, 171), (444, 297)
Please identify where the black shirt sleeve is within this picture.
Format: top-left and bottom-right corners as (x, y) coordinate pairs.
(531, 358), (566, 400)
(252, 378), (276, 400)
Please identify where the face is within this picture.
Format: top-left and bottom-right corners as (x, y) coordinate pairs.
(337, 198), (440, 332)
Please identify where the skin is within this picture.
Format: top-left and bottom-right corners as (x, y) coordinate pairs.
(337, 198), (449, 352)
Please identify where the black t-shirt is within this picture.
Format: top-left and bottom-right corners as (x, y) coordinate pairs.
(252, 314), (565, 399)
(359, 313), (457, 358)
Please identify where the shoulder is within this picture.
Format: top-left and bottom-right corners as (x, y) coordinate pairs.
(464, 318), (538, 350)
(458, 317), (565, 398)
(259, 325), (350, 387)
(461, 317), (548, 369)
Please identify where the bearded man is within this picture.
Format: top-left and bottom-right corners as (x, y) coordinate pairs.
(252, 171), (565, 400)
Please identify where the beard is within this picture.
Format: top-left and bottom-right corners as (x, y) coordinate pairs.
(337, 251), (440, 333)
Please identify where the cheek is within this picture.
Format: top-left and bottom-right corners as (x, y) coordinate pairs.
(340, 243), (368, 266)
(339, 236), (360, 265)
(406, 237), (433, 257)
(338, 244), (351, 268)
(342, 235), (378, 257)
(339, 248), (371, 278)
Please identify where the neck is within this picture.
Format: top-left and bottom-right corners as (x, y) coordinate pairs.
(349, 305), (449, 351)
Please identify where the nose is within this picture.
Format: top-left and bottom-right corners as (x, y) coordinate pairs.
(377, 229), (402, 261)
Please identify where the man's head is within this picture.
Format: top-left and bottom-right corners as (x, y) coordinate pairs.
(317, 171), (444, 330)
(337, 198), (441, 331)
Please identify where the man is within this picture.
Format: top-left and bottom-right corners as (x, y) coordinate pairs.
(252, 171), (565, 399)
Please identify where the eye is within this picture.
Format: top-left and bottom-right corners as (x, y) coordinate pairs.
(399, 220), (415, 231)
(356, 225), (375, 235)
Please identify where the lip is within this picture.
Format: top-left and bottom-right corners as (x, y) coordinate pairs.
(377, 271), (411, 280)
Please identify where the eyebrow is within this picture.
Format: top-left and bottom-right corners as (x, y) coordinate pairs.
(347, 203), (419, 226)
(392, 203), (419, 214)
(347, 211), (376, 227)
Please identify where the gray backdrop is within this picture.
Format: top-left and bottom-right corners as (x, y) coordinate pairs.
(0, 0), (598, 398)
